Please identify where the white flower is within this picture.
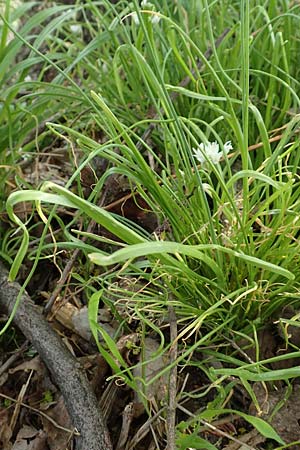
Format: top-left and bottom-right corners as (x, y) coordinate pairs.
(70, 24), (82, 35)
(131, 2), (160, 25)
(151, 14), (161, 24)
(131, 12), (140, 24)
(24, 75), (32, 82)
(193, 140), (233, 166)
(224, 140), (233, 153)
(101, 62), (108, 73)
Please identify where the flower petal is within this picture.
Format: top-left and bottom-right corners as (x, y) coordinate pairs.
(224, 140), (233, 153)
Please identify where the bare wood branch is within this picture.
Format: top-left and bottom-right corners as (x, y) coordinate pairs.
(166, 305), (178, 450)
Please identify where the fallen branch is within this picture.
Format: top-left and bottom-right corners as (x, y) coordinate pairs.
(0, 262), (112, 450)
(166, 305), (178, 450)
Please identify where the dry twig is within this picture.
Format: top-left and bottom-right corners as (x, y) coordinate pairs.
(0, 340), (28, 377)
(166, 305), (178, 450)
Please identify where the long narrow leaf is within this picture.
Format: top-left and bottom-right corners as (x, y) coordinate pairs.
(89, 241), (294, 280)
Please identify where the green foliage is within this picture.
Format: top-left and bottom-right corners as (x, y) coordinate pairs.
(1, 0), (300, 447)
(41, 390), (53, 405)
(177, 408), (285, 448)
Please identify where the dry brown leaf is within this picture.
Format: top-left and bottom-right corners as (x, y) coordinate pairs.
(12, 425), (38, 450)
(133, 337), (168, 407)
(15, 425), (39, 440)
(0, 408), (13, 449)
(55, 303), (116, 341)
(9, 356), (44, 376)
(41, 395), (73, 450)
(12, 426), (47, 450)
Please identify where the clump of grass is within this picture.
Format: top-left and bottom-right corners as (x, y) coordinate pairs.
(2, 0), (300, 447)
